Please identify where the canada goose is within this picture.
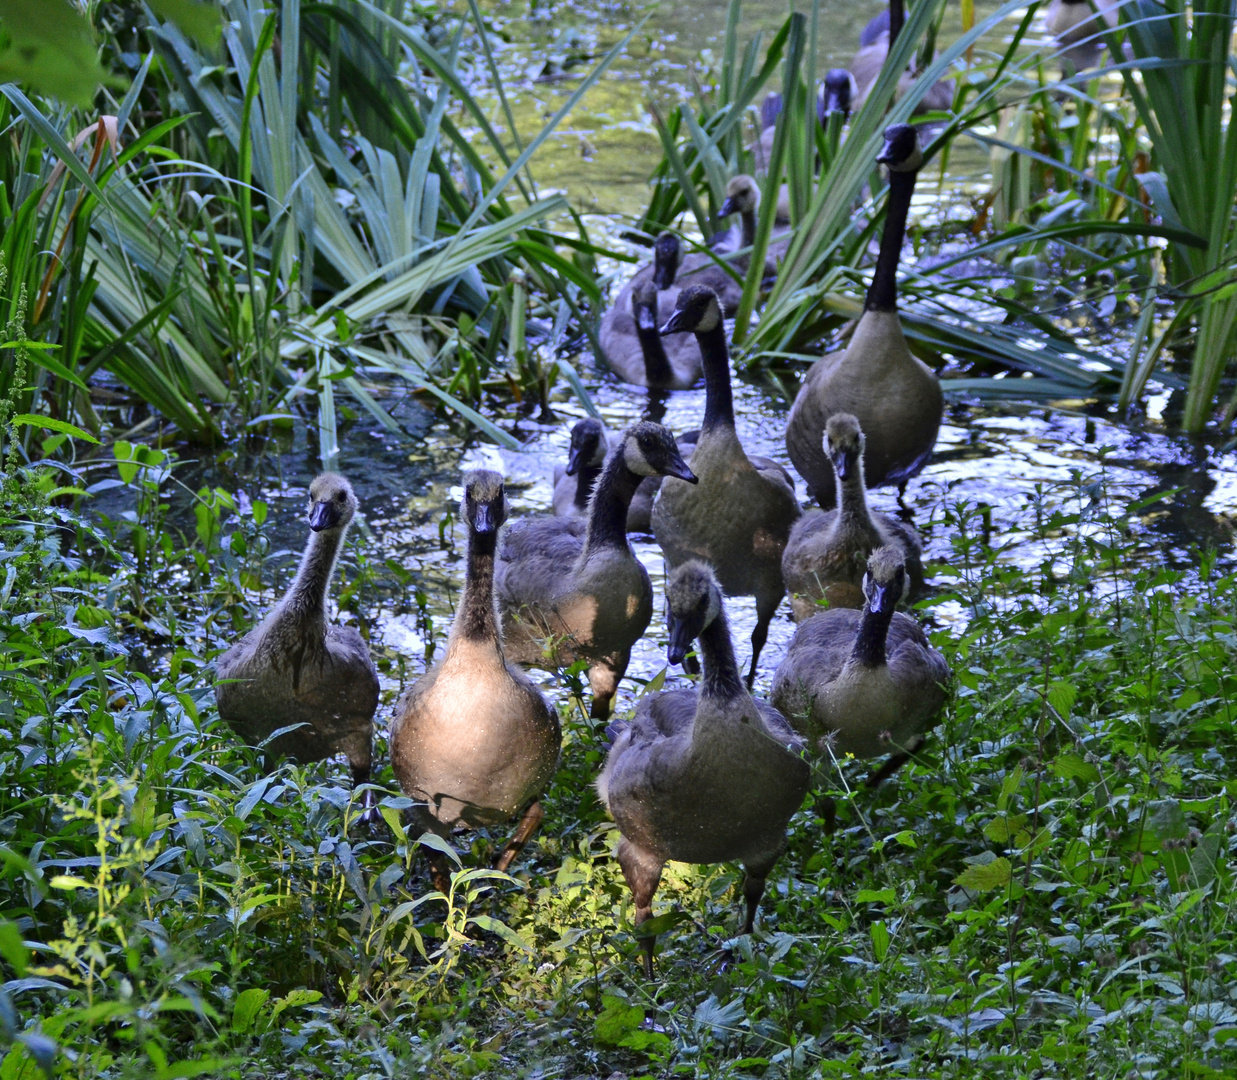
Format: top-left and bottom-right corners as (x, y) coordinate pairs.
(652, 286), (801, 687)
(600, 280), (702, 390)
(390, 471), (560, 885)
(497, 422), (698, 719)
(553, 417), (608, 519)
(597, 560), (809, 978)
(785, 123), (942, 507)
(709, 174), (761, 256)
(851, 0), (954, 115)
(757, 69), (858, 174)
(626, 429), (699, 535)
(1046, 0), (1122, 73)
(783, 414), (923, 620)
(216, 473), (379, 822)
(771, 545), (949, 780)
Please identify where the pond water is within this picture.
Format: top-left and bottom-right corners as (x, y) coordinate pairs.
(103, 0), (1237, 729)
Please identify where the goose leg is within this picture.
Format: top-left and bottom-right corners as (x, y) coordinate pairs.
(865, 735), (926, 789)
(617, 839), (664, 979)
(740, 854), (779, 936)
(342, 730), (379, 827)
(746, 592), (780, 689)
(588, 655), (625, 720)
(495, 801), (544, 873)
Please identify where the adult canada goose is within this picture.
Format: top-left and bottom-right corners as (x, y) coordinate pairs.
(390, 472), (560, 886)
(497, 422), (697, 719)
(652, 286), (801, 687)
(851, 0), (954, 115)
(757, 69), (858, 174)
(597, 561), (809, 978)
(627, 429), (699, 535)
(1046, 0), (1122, 73)
(782, 413), (923, 620)
(771, 545), (949, 782)
(785, 123), (942, 507)
(216, 473), (380, 822)
(600, 280), (702, 390)
(553, 417), (608, 519)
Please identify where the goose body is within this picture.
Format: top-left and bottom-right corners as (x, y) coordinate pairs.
(600, 279), (702, 390)
(497, 422), (698, 718)
(772, 546), (949, 761)
(851, 2), (954, 115)
(1045, 0), (1122, 72)
(785, 124), (942, 506)
(782, 413), (923, 620)
(216, 473), (379, 818)
(652, 286), (801, 686)
(390, 472), (560, 858)
(598, 561), (809, 977)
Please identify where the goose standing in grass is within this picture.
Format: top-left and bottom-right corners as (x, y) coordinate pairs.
(1046, 0), (1123, 73)
(553, 417), (609, 518)
(772, 545), (949, 785)
(390, 472), (560, 887)
(782, 413), (923, 620)
(497, 422), (697, 719)
(597, 561), (809, 978)
(785, 123), (942, 507)
(600, 280), (702, 390)
(851, 0), (954, 115)
(216, 473), (380, 823)
(652, 286), (800, 687)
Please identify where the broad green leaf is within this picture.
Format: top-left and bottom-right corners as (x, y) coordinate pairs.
(230, 988), (270, 1034)
(9, 415), (99, 445)
(0, 921), (28, 976)
(594, 995), (643, 1047)
(0, 0), (107, 106)
(1047, 680), (1078, 717)
(147, 0), (222, 41)
(870, 919), (890, 963)
(954, 856), (1013, 893)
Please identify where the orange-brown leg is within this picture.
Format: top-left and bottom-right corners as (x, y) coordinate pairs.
(617, 838), (664, 979)
(495, 801), (545, 873)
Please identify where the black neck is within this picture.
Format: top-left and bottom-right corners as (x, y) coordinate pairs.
(583, 453), (642, 555)
(286, 526), (343, 630)
(573, 461), (602, 511)
(697, 323), (735, 433)
(455, 527), (500, 641)
(866, 167), (916, 313)
(889, 0), (904, 46)
(850, 602), (894, 668)
(741, 207), (756, 249)
(698, 609), (746, 702)
(636, 322), (675, 386)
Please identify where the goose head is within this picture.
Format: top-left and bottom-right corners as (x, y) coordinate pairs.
(824, 412), (865, 482)
(631, 279), (661, 334)
(660, 284), (722, 336)
(877, 123), (923, 173)
(652, 232), (683, 290)
(820, 69), (857, 121)
(462, 469), (508, 535)
(618, 421), (698, 483)
(719, 174), (760, 219)
(566, 418), (607, 477)
(862, 545), (907, 616)
(665, 560), (723, 665)
(308, 473), (358, 532)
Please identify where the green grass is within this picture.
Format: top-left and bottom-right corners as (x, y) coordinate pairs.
(2, 419), (1236, 1077)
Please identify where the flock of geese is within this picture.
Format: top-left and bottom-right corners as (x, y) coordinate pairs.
(212, 0), (1111, 977)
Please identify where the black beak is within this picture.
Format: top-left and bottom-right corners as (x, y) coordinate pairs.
(474, 502), (499, 534)
(635, 303), (658, 332)
(667, 615), (695, 666)
(867, 581), (893, 615)
(660, 309), (689, 335)
(565, 445), (584, 476)
(719, 196), (738, 218)
(652, 263), (675, 290)
(830, 448), (852, 482)
(309, 500), (341, 531)
(662, 447), (697, 484)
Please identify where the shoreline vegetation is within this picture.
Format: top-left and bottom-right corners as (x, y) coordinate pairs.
(1, 1), (1237, 1077)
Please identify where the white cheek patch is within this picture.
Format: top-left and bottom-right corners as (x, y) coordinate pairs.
(623, 441), (655, 476)
(695, 300), (722, 333)
(704, 589), (722, 627)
